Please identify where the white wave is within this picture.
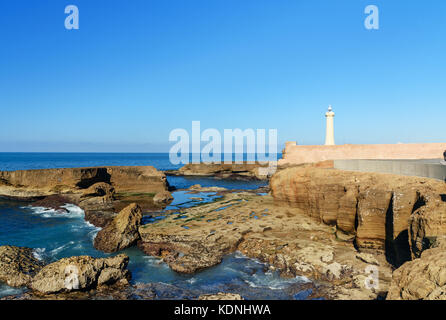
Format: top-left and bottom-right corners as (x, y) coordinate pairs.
(22, 203), (85, 219)
(49, 241), (75, 255)
(186, 277), (197, 284)
(32, 248), (46, 261)
(243, 272), (311, 290)
(0, 284), (23, 298)
(85, 220), (100, 229)
(88, 228), (101, 242)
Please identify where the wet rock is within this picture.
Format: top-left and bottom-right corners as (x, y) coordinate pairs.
(0, 246), (44, 287)
(188, 184), (227, 192)
(138, 210), (243, 273)
(84, 210), (115, 228)
(153, 190), (173, 205)
(31, 254), (130, 294)
(31, 195), (73, 213)
(94, 203), (142, 253)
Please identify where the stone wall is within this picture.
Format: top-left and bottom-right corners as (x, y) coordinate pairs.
(333, 159), (446, 181)
(279, 142), (446, 166)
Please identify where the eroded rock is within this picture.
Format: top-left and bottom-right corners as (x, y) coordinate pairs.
(270, 166), (446, 264)
(387, 247), (446, 300)
(0, 246), (44, 287)
(81, 182), (115, 198)
(166, 163), (270, 180)
(31, 254), (130, 294)
(94, 203), (142, 253)
(0, 166), (167, 198)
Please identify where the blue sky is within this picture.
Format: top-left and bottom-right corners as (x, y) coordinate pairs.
(0, 0), (445, 152)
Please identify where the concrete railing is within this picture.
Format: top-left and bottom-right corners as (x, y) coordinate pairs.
(333, 159), (446, 182)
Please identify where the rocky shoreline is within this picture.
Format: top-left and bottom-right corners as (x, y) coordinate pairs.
(165, 162), (272, 180)
(1, 163), (446, 300)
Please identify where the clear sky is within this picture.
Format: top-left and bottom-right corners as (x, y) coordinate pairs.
(0, 0), (445, 152)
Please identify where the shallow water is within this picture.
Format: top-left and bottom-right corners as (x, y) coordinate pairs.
(166, 175), (267, 190)
(0, 191), (309, 300)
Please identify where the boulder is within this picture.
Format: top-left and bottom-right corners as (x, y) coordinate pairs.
(94, 203), (142, 253)
(153, 190), (173, 204)
(31, 254), (130, 294)
(0, 246), (44, 287)
(387, 247), (446, 300)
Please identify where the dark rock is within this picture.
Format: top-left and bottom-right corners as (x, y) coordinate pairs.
(0, 246), (44, 287)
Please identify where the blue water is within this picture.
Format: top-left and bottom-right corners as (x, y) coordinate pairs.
(0, 153), (310, 300)
(0, 153), (269, 190)
(0, 152), (280, 172)
(0, 153), (181, 171)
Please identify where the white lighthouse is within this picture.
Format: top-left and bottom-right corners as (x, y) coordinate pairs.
(325, 105), (335, 146)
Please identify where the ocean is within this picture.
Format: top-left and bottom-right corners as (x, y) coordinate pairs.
(0, 153), (312, 300)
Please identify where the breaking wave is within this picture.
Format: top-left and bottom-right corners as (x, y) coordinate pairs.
(21, 203), (85, 219)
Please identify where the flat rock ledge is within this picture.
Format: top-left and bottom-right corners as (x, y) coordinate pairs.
(165, 163), (272, 180)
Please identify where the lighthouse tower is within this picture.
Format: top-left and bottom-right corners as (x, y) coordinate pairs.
(325, 105), (335, 146)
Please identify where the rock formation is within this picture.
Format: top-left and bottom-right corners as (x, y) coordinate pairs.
(165, 163), (271, 180)
(270, 166), (446, 267)
(0, 166), (170, 230)
(137, 191), (393, 299)
(153, 190), (173, 205)
(409, 194), (446, 259)
(31, 254), (130, 294)
(0, 246), (44, 287)
(0, 166), (168, 198)
(387, 247), (446, 300)
(0, 245), (131, 295)
(94, 203), (143, 253)
(81, 182), (115, 198)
